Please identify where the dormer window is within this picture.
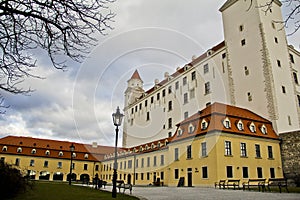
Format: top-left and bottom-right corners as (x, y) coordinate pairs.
(139, 146), (143, 152)
(2, 146), (7, 152)
(72, 153), (76, 158)
(58, 151), (63, 157)
(223, 117), (231, 129)
(260, 125), (267, 134)
(157, 142), (161, 148)
(177, 128), (183, 137)
(45, 150), (50, 156)
(151, 143), (155, 149)
(17, 147), (22, 153)
(188, 124), (195, 134)
(249, 122), (256, 133)
(236, 120), (244, 131)
(145, 145), (149, 150)
(84, 154), (89, 159)
(201, 119), (208, 130)
(31, 149), (37, 154)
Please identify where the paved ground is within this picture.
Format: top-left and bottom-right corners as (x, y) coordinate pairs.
(97, 185), (300, 200)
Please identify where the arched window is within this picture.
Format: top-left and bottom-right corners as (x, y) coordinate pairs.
(151, 143), (155, 149)
(201, 119), (208, 130)
(2, 146), (7, 152)
(45, 150), (50, 156)
(72, 153), (76, 158)
(236, 120), (244, 131)
(139, 146), (143, 152)
(188, 124), (195, 134)
(177, 128), (183, 136)
(31, 149), (37, 154)
(58, 151), (63, 157)
(84, 153), (89, 159)
(260, 124), (267, 134)
(157, 142), (161, 148)
(223, 117), (231, 129)
(249, 122), (256, 133)
(17, 147), (22, 153)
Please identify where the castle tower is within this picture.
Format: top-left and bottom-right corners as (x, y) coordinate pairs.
(220, 0), (300, 132)
(123, 70), (144, 147)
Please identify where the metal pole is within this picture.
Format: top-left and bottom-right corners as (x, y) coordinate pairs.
(112, 125), (118, 198)
(69, 152), (73, 185)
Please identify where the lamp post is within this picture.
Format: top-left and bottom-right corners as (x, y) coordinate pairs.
(69, 143), (75, 185)
(112, 106), (124, 198)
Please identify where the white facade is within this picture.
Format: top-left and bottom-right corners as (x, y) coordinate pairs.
(123, 0), (300, 147)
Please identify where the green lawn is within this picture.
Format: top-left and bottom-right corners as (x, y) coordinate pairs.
(10, 181), (139, 200)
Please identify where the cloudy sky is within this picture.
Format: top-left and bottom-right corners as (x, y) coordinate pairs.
(0, 0), (299, 147)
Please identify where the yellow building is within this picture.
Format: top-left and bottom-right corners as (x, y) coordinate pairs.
(101, 103), (283, 187)
(0, 136), (113, 182)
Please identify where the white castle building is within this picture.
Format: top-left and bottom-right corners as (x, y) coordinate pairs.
(123, 0), (300, 147)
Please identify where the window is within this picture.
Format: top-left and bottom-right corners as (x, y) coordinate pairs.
(293, 72), (299, 84)
(146, 112), (150, 121)
(168, 86), (172, 94)
(84, 164), (88, 170)
(237, 120), (244, 131)
(201, 119), (208, 130)
(188, 124), (194, 134)
(297, 95), (300, 107)
(128, 160), (132, 169)
(187, 145), (192, 159)
(124, 161), (126, 169)
(255, 144), (261, 158)
(151, 96), (154, 103)
(204, 82), (210, 94)
(160, 171), (164, 180)
(17, 147), (22, 153)
(58, 162), (62, 168)
(84, 154), (88, 159)
(239, 25), (244, 31)
(247, 92), (252, 102)
(95, 165), (99, 171)
(204, 64), (209, 74)
(174, 169), (179, 179)
(145, 100), (148, 107)
(190, 88), (195, 99)
(147, 172), (150, 180)
(136, 159), (139, 168)
(184, 112), (189, 119)
(241, 39), (246, 46)
(160, 155), (164, 166)
(288, 115), (292, 125)
(274, 37), (278, 43)
(183, 93), (188, 104)
(277, 60), (281, 67)
(183, 76), (187, 86)
(257, 167), (263, 178)
(290, 54), (295, 63)
(44, 161), (48, 168)
(135, 173), (138, 180)
(15, 158), (20, 166)
(226, 166), (233, 178)
(222, 53), (226, 59)
(131, 108), (134, 114)
(242, 167), (249, 178)
(30, 159), (35, 167)
(153, 156), (157, 166)
(174, 148), (179, 161)
(141, 158), (144, 168)
(223, 118), (231, 128)
(244, 66), (249, 76)
(58, 151), (63, 157)
(249, 122), (256, 132)
(157, 93), (160, 100)
(270, 168), (275, 178)
(240, 143), (247, 157)
(225, 141), (232, 156)
(268, 146), (273, 159)
(139, 103), (142, 110)
(201, 142), (207, 157)
(261, 125), (267, 134)
(282, 86), (286, 94)
(45, 150), (50, 156)
(168, 118), (172, 129)
(202, 166), (208, 178)
(162, 89), (165, 97)
(175, 81), (179, 90)
(177, 129), (183, 137)
(135, 106), (137, 112)
(141, 173), (144, 180)
(191, 71), (196, 80)
(168, 101), (172, 111)
(147, 157), (150, 167)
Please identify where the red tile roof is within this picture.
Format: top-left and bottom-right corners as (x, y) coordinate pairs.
(130, 69), (142, 80)
(0, 136), (115, 161)
(170, 102), (279, 142)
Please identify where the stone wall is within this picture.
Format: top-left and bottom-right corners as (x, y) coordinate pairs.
(280, 131), (300, 186)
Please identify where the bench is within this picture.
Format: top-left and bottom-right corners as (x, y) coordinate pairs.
(225, 179), (240, 190)
(215, 179), (226, 189)
(117, 180), (132, 194)
(267, 178), (289, 193)
(243, 178), (266, 192)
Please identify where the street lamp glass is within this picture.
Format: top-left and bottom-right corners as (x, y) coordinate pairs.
(112, 106), (124, 126)
(70, 144), (75, 152)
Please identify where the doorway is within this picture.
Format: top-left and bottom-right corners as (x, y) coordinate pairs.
(187, 168), (192, 187)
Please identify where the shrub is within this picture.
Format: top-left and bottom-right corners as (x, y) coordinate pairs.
(0, 161), (32, 199)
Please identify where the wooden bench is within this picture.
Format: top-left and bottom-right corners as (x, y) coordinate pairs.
(215, 179), (226, 189)
(243, 178), (266, 192)
(225, 179), (240, 190)
(267, 178), (289, 193)
(117, 180), (132, 194)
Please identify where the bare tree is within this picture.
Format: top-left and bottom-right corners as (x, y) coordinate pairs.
(0, 0), (116, 95)
(250, 0), (300, 35)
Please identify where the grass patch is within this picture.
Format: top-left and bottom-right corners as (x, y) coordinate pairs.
(9, 181), (139, 200)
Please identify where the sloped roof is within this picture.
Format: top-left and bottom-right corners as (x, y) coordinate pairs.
(130, 69), (142, 80)
(170, 102), (279, 142)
